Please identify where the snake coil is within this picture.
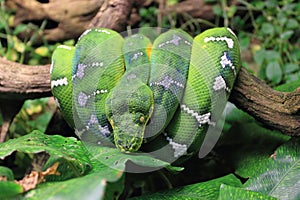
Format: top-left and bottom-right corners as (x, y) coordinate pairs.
(50, 27), (241, 162)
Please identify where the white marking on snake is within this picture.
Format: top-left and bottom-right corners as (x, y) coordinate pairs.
(93, 89), (108, 96)
(99, 125), (111, 137)
(92, 62), (104, 67)
(204, 36), (234, 49)
(88, 114), (98, 125)
(164, 133), (187, 158)
(227, 28), (237, 37)
(78, 92), (88, 107)
(76, 63), (87, 79)
(95, 29), (111, 35)
(131, 52), (144, 61)
(184, 40), (192, 46)
(213, 75), (230, 92)
(158, 34), (182, 48)
(51, 77), (68, 88)
(150, 76), (184, 89)
(181, 105), (211, 125)
(127, 73), (137, 80)
(54, 97), (61, 109)
(78, 29), (92, 41)
(58, 45), (73, 50)
(49, 61), (54, 74)
(78, 29), (111, 41)
(220, 52), (236, 75)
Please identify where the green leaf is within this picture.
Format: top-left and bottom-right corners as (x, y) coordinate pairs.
(266, 61), (282, 84)
(129, 174), (242, 200)
(216, 105), (290, 178)
(13, 24), (28, 35)
(86, 145), (183, 173)
(252, 1), (265, 9)
(227, 6), (237, 18)
(264, 50), (280, 62)
(0, 181), (23, 199)
(253, 49), (266, 66)
(280, 30), (294, 40)
(0, 166), (14, 181)
(218, 184), (277, 200)
(261, 23), (275, 35)
(25, 171), (124, 200)
(213, 5), (222, 17)
(237, 32), (250, 50)
(265, 0), (277, 8)
(283, 63), (299, 74)
(0, 130), (92, 180)
(244, 139), (300, 200)
(286, 19), (299, 29)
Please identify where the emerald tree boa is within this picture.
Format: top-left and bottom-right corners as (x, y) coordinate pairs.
(50, 27), (241, 163)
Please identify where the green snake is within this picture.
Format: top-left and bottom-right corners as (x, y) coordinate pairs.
(50, 27), (241, 162)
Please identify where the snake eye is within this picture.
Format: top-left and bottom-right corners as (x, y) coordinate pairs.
(134, 113), (145, 125)
(139, 116), (145, 123)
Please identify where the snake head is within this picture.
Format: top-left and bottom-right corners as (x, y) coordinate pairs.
(112, 121), (145, 152)
(106, 83), (154, 153)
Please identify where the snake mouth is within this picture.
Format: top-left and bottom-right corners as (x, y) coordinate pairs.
(114, 133), (143, 153)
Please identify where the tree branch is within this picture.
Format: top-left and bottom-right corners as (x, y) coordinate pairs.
(229, 68), (300, 136)
(0, 57), (51, 100)
(0, 57), (299, 136)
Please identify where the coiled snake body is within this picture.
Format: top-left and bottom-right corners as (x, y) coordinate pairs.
(50, 27), (241, 162)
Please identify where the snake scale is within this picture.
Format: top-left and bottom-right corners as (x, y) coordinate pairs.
(50, 27), (241, 163)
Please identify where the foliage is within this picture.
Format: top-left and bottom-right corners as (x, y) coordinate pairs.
(0, 0), (299, 199)
(214, 0), (300, 86)
(0, 101), (298, 199)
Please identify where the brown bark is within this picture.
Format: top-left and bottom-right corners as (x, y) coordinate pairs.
(6, 0), (146, 43)
(6, 0), (234, 43)
(229, 68), (300, 136)
(0, 58), (299, 136)
(0, 57), (51, 100)
(88, 0), (141, 31)
(6, 0), (104, 42)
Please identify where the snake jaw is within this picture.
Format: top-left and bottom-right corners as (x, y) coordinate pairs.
(114, 129), (143, 152)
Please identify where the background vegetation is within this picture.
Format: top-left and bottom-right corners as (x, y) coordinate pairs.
(0, 0), (299, 199)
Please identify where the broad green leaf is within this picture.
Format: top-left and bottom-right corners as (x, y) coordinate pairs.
(213, 5), (222, 17)
(266, 61), (282, 84)
(261, 23), (274, 35)
(25, 172), (124, 200)
(0, 181), (23, 199)
(264, 50), (280, 62)
(244, 139), (300, 200)
(253, 49), (266, 66)
(252, 1), (264, 9)
(291, 49), (300, 62)
(280, 30), (294, 40)
(0, 130), (92, 180)
(129, 174), (242, 200)
(283, 63), (299, 74)
(215, 105), (290, 178)
(286, 19), (299, 29)
(265, 0), (277, 8)
(0, 166), (14, 181)
(237, 32), (250, 50)
(218, 184), (277, 200)
(86, 144), (183, 173)
(216, 104), (290, 153)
